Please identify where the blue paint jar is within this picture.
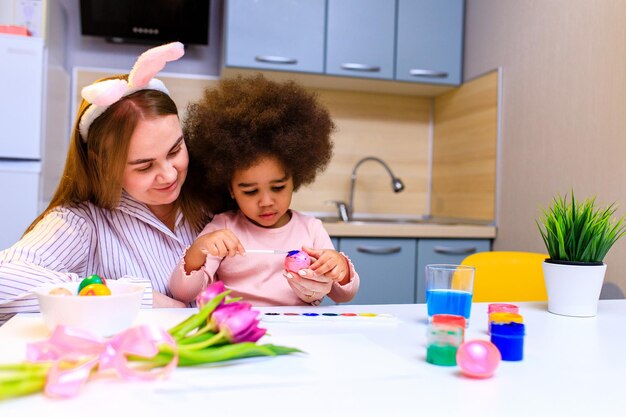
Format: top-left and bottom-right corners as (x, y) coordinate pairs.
(490, 322), (525, 361)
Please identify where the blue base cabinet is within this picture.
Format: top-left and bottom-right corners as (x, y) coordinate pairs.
(335, 238), (417, 305)
(323, 237), (491, 305)
(416, 238), (491, 303)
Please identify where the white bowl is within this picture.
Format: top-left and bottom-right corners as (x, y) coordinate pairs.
(32, 280), (144, 337)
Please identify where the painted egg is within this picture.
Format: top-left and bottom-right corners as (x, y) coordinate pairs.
(48, 287), (73, 296)
(456, 340), (501, 379)
(78, 283), (112, 296)
(77, 274), (107, 293)
(284, 250), (311, 272)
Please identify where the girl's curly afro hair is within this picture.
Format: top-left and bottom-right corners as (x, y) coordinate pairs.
(183, 74), (335, 214)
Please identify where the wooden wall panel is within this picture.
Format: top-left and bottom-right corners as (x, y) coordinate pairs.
(76, 70), (433, 219)
(431, 70), (498, 221)
(292, 89), (431, 217)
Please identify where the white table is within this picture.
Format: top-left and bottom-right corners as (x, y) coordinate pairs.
(1, 301), (625, 417)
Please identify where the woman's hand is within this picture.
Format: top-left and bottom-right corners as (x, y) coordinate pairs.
(184, 229), (244, 273)
(152, 290), (186, 308)
(285, 268), (333, 304)
(303, 246), (350, 285)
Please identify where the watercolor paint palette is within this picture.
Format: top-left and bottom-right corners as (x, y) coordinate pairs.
(260, 311), (397, 324)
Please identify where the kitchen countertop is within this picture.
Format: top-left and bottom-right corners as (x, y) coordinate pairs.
(323, 220), (496, 239)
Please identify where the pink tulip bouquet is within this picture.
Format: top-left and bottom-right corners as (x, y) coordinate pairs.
(0, 282), (300, 400)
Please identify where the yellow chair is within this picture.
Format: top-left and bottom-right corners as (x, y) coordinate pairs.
(461, 251), (549, 302)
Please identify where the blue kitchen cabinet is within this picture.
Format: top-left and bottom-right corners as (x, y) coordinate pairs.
(224, 0), (326, 74)
(396, 0), (465, 85)
(416, 238), (491, 302)
(323, 236), (491, 305)
(335, 238), (417, 305)
(326, 0), (396, 80)
(224, 0), (465, 86)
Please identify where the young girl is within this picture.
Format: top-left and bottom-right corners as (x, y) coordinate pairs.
(169, 74), (360, 306)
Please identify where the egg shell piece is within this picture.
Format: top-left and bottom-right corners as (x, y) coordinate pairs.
(49, 287), (73, 296)
(456, 340), (501, 379)
(284, 250), (311, 272)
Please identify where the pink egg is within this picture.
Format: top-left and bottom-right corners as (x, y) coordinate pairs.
(284, 250), (311, 272)
(456, 340), (501, 378)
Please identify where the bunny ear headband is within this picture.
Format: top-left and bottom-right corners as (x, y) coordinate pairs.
(78, 42), (185, 141)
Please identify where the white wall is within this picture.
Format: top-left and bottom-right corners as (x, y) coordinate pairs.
(464, 0), (626, 297)
(0, 1), (15, 24)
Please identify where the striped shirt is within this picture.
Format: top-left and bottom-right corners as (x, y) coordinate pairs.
(0, 192), (198, 325)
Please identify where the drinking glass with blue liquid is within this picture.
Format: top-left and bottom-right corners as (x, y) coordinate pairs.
(425, 264), (475, 323)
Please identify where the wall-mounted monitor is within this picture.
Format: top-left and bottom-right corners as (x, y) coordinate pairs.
(80, 0), (210, 45)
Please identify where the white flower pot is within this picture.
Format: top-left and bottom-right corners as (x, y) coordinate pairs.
(542, 261), (606, 317)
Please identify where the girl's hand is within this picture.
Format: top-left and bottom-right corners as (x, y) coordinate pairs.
(285, 268), (333, 304)
(303, 246), (350, 285)
(184, 229), (244, 273)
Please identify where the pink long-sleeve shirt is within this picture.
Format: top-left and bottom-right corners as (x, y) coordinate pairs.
(169, 210), (360, 306)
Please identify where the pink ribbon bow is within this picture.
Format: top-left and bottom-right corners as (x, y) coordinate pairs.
(27, 325), (178, 398)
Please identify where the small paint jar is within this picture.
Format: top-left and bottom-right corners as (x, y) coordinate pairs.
(490, 322), (525, 361)
(488, 312), (524, 334)
(426, 323), (464, 366)
(432, 314), (467, 335)
(488, 303), (519, 314)
(487, 304), (519, 332)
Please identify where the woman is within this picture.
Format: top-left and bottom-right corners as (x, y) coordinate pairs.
(0, 42), (207, 325)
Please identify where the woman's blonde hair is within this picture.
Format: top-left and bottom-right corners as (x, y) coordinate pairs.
(26, 75), (207, 234)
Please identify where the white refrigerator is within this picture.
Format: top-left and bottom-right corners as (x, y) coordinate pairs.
(0, 33), (69, 251)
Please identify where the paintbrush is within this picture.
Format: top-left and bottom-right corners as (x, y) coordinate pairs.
(201, 249), (299, 255)
(246, 249), (299, 255)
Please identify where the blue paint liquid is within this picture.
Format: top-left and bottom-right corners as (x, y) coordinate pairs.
(426, 289), (473, 319)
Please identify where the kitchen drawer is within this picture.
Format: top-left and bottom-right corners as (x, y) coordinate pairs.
(337, 237), (417, 305)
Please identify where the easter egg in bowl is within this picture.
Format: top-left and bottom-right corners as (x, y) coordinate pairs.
(32, 280), (144, 337)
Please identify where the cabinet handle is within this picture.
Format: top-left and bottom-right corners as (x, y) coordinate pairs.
(409, 69), (448, 78)
(255, 55), (298, 65)
(433, 246), (477, 255)
(356, 245), (402, 255)
(7, 47), (37, 56)
(340, 63), (381, 72)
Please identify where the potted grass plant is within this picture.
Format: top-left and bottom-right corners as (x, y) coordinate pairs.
(537, 192), (626, 317)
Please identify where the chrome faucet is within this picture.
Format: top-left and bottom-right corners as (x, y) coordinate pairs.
(335, 156), (405, 220)
(328, 200), (350, 222)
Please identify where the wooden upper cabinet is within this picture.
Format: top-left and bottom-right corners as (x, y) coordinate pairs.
(396, 0), (465, 85)
(224, 0), (326, 74)
(326, 0), (396, 80)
